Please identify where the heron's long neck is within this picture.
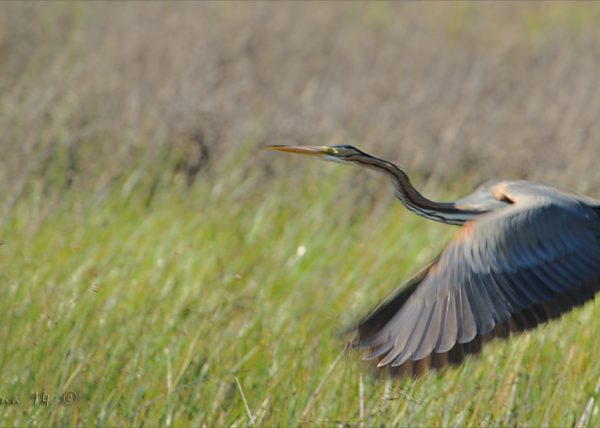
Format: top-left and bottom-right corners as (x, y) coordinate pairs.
(357, 156), (478, 225)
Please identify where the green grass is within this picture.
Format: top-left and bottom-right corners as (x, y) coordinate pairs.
(0, 154), (598, 427)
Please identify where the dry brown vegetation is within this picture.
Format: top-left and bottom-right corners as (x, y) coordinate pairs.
(2, 2), (600, 206)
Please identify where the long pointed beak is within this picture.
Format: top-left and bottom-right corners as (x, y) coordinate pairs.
(268, 145), (328, 157)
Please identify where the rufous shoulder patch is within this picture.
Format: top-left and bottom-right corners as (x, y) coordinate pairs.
(455, 220), (476, 242)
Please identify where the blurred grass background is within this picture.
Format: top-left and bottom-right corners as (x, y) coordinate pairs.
(1, 2), (599, 426)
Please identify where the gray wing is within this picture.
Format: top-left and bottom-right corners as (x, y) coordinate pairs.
(354, 197), (600, 377)
(452, 180), (511, 213)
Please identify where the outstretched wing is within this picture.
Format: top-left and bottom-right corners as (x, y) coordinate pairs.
(354, 196), (600, 377)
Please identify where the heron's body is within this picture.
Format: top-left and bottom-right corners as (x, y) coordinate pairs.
(269, 145), (600, 377)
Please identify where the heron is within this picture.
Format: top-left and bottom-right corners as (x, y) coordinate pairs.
(269, 144), (600, 377)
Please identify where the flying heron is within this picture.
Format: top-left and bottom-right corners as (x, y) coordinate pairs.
(269, 144), (600, 377)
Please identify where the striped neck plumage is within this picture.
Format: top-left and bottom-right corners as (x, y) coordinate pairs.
(353, 155), (479, 226)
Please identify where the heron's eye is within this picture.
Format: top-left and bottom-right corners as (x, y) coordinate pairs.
(324, 147), (338, 155)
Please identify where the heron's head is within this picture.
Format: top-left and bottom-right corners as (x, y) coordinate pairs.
(268, 144), (371, 165)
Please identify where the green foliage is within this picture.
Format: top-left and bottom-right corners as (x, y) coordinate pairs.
(0, 156), (598, 427)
